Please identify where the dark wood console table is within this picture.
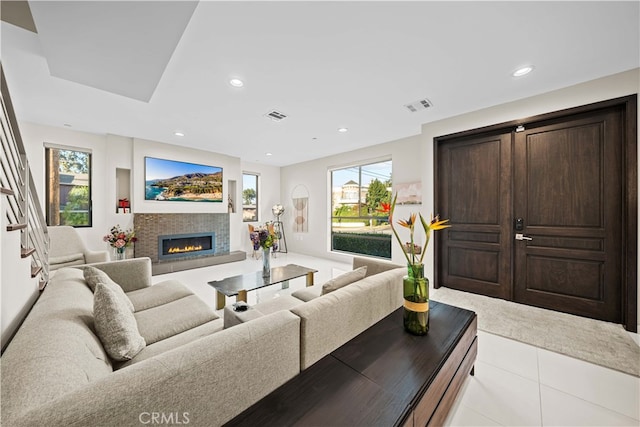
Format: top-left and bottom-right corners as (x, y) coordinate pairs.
(226, 301), (477, 426)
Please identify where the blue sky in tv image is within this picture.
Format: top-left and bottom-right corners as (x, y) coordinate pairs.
(145, 156), (222, 181)
(144, 157), (223, 202)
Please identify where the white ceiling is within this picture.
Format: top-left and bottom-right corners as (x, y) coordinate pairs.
(1, 1), (639, 166)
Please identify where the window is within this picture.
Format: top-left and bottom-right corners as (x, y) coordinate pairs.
(330, 160), (392, 258)
(45, 146), (92, 227)
(242, 173), (258, 222)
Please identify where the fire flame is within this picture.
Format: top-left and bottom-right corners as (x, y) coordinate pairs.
(168, 245), (203, 254)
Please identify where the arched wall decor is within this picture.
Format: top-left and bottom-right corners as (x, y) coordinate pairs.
(291, 184), (309, 233)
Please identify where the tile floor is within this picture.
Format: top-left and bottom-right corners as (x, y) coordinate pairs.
(153, 252), (640, 427)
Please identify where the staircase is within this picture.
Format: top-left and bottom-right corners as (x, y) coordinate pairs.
(1, 64), (49, 350)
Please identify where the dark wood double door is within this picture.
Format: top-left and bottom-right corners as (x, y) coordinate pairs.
(435, 97), (636, 328)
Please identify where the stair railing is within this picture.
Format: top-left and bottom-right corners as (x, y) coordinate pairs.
(1, 63), (49, 288)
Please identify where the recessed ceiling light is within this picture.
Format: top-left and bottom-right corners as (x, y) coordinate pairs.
(338, 127), (348, 133)
(266, 152), (273, 156)
(174, 131), (185, 137)
(512, 65), (534, 77)
(229, 78), (244, 88)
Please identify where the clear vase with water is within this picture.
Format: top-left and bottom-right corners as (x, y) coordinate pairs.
(262, 248), (270, 277)
(114, 247), (126, 261)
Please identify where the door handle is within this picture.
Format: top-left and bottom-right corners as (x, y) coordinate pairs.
(515, 233), (533, 241)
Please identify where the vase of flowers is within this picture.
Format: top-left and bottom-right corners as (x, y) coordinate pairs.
(104, 225), (137, 261)
(250, 223), (278, 277)
(389, 194), (450, 335)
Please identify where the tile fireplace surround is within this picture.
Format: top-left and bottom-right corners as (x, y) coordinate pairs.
(133, 213), (245, 275)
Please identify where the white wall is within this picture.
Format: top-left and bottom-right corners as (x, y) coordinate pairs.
(240, 161), (282, 253)
(16, 125), (247, 253)
(1, 195), (39, 349)
(131, 138), (243, 251)
(281, 133), (424, 265)
(20, 122), (111, 251)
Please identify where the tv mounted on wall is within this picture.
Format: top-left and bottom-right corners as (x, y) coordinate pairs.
(145, 157), (223, 203)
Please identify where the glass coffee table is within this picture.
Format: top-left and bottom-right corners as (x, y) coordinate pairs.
(208, 264), (318, 309)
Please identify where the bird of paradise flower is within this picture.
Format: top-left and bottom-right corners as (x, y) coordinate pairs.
(388, 193), (450, 274)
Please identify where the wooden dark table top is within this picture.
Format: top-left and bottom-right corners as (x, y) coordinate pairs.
(207, 264), (317, 297)
(226, 301), (477, 427)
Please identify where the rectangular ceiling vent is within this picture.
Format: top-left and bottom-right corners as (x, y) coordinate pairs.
(404, 98), (433, 113)
(264, 109), (288, 122)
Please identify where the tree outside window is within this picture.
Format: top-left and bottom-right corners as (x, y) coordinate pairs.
(330, 160), (392, 258)
(45, 147), (92, 227)
(242, 173), (258, 222)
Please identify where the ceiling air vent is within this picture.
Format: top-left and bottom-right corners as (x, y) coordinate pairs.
(264, 110), (288, 122)
(404, 98), (433, 113)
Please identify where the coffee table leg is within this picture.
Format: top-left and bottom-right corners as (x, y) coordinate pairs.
(216, 291), (226, 310)
(238, 290), (248, 303)
(306, 272), (314, 287)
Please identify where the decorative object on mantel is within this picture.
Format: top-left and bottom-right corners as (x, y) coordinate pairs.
(271, 204), (287, 253)
(389, 194), (450, 335)
(250, 223), (278, 277)
(104, 225), (137, 261)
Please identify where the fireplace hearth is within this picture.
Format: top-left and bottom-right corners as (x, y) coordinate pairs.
(158, 232), (215, 261)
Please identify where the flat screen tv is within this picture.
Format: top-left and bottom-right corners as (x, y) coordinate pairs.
(145, 157), (223, 203)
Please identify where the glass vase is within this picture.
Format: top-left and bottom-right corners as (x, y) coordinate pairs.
(262, 248), (271, 277)
(403, 263), (429, 335)
(114, 247), (126, 261)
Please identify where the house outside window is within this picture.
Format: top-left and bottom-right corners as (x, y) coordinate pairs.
(330, 159), (392, 258)
(242, 173), (258, 222)
(45, 146), (92, 227)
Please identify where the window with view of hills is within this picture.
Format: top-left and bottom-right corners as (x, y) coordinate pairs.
(330, 160), (392, 258)
(45, 146), (92, 227)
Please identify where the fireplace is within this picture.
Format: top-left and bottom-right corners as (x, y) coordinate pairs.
(158, 232), (216, 261)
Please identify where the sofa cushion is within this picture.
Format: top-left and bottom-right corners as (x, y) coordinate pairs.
(94, 282), (146, 361)
(291, 286), (322, 302)
(116, 317), (224, 369)
(321, 266), (367, 295)
(223, 295), (304, 328)
(126, 280), (193, 312)
(134, 295), (219, 345)
(224, 305), (265, 329)
(83, 266), (135, 312)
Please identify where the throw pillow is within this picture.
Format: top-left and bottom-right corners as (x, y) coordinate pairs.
(321, 266), (368, 295)
(93, 282), (146, 361)
(84, 266), (135, 312)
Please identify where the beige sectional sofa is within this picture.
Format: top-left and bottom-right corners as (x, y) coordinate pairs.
(1, 256), (404, 426)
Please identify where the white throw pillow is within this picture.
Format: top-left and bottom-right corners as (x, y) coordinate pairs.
(84, 266), (134, 312)
(93, 282), (146, 361)
(321, 266), (368, 295)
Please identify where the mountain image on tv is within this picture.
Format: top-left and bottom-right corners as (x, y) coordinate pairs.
(145, 157), (223, 203)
